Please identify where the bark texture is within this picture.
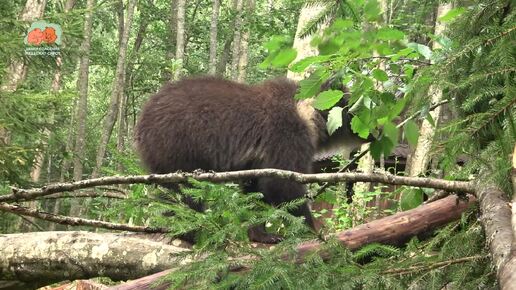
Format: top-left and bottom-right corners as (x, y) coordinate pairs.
(92, 0), (137, 178)
(237, 0), (255, 82)
(1, 170), (475, 203)
(0, 231), (189, 288)
(208, 0), (220, 74)
(476, 182), (513, 289)
(287, 3), (327, 81)
(408, 3), (452, 176)
(72, 0), (96, 182)
(499, 144), (516, 289)
(173, 0), (186, 80)
(230, 0), (244, 80)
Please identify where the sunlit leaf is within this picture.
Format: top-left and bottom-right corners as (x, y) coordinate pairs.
(377, 28), (405, 41)
(314, 90), (344, 110)
(400, 188), (424, 210)
(438, 7), (466, 22)
(327, 106), (344, 135)
(271, 48), (297, 67)
(404, 120), (419, 147)
(351, 116), (370, 139)
(290, 55), (331, 73)
(372, 69), (389, 81)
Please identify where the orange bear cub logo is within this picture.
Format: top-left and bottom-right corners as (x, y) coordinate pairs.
(43, 27), (57, 44)
(25, 21), (61, 46)
(27, 28), (45, 45)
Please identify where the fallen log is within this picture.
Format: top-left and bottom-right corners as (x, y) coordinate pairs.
(109, 194), (476, 289)
(0, 232), (189, 289)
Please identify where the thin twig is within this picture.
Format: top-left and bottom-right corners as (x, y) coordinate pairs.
(40, 190), (127, 200)
(0, 202), (166, 233)
(19, 214), (45, 231)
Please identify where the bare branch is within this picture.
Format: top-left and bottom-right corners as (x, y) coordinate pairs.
(1, 170), (475, 203)
(40, 190), (127, 200)
(0, 202), (165, 233)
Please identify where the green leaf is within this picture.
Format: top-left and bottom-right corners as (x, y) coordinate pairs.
(408, 43), (432, 60)
(372, 69), (389, 81)
(404, 120), (419, 147)
(331, 19), (354, 30)
(327, 106), (344, 135)
(377, 28), (405, 41)
(383, 122), (398, 142)
(313, 90), (344, 110)
(389, 98), (407, 119)
(318, 40), (340, 55)
(370, 137), (394, 160)
(295, 69), (330, 99)
(438, 7), (466, 22)
(396, 47), (415, 57)
(364, 0), (381, 20)
(403, 64), (414, 80)
(271, 48), (297, 67)
(290, 55), (331, 73)
(351, 116), (370, 139)
(400, 188), (424, 210)
(316, 191), (337, 204)
(425, 112), (435, 127)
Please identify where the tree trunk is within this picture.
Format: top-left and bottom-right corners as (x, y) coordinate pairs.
(216, 38), (232, 76)
(207, 0), (220, 74)
(287, 3), (327, 81)
(91, 0), (137, 178)
(73, 0), (96, 182)
(229, 0), (244, 80)
(236, 0), (254, 82)
(164, 0), (177, 81)
(56, 0), (77, 184)
(499, 144), (516, 289)
(0, 0), (47, 92)
(408, 3), (452, 177)
(69, 0), (96, 217)
(0, 231), (189, 289)
(173, 0), (186, 80)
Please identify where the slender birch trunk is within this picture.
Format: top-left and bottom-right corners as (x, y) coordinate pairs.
(172, 0), (186, 80)
(69, 0), (96, 217)
(208, 0), (220, 74)
(91, 0), (137, 178)
(72, 0), (95, 182)
(408, 3), (452, 177)
(230, 0), (244, 80)
(237, 0), (254, 82)
(164, 0), (177, 81)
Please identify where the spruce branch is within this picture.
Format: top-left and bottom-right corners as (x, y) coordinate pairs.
(382, 255), (487, 275)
